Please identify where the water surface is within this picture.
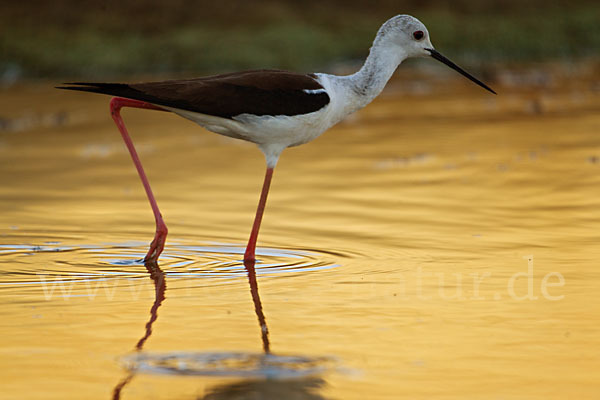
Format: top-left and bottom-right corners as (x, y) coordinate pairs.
(1, 72), (599, 399)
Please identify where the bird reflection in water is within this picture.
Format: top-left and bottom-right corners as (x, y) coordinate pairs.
(111, 259), (329, 400)
(198, 377), (328, 400)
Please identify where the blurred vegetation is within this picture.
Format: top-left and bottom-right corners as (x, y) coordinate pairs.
(1, 0), (599, 80)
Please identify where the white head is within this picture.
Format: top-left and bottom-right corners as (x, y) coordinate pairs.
(374, 15), (434, 58)
(375, 15), (496, 94)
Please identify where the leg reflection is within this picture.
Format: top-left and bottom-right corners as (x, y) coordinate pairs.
(135, 261), (166, 350)
(112, 260), (166, 400)
(243, 259), (270, 354)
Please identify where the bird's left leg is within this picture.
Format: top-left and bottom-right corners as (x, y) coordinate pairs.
(110, 97), (169, 262)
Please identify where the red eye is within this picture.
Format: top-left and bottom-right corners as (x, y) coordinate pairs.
(413, 31), (424, 40)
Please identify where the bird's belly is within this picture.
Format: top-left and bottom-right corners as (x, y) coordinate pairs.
(163, 107), (247, 140)
(233, 107), (332, 148)
(166, 104), (335, 150)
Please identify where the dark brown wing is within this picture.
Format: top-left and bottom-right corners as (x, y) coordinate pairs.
(57, 69), (330, 118)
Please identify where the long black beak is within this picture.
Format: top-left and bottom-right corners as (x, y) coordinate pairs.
(426, 48), (496, 94)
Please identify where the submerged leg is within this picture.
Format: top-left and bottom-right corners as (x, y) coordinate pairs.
(244, 166), (275, 262)
(109, 97), (168, 262)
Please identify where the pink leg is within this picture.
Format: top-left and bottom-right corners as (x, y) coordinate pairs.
(110, 97), (168, 262)
(244, 167), (274, 262)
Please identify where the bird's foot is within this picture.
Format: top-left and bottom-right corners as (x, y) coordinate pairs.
(243, 248), (256, 264)
(144, 222), (168, 262)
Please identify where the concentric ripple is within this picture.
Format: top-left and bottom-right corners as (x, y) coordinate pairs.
(122, 351), (338, 379)
(0, 240), (342, 291)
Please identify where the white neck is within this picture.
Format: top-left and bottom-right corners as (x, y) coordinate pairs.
(339, 39), (406, 112)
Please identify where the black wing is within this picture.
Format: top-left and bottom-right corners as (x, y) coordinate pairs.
(57, 69), (330, 118)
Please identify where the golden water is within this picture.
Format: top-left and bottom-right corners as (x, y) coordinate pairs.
(1, 73), (599, 399)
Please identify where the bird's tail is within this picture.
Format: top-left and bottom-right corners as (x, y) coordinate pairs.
(56, 82), (148, 101)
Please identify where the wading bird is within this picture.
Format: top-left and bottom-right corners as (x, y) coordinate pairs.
(58, 15), (495, 263)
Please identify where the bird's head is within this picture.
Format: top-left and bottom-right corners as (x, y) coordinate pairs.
(377, 15), (496, 94)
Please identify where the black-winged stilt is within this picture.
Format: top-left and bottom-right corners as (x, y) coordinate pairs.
(58, 15), (495, 263)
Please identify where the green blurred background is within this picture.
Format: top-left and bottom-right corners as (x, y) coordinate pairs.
(1, 0), (599, 81)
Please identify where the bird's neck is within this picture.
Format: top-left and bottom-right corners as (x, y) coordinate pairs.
(344, 41), (406, 111)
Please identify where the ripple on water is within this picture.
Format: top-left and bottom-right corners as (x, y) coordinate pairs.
(0, 241), (341, 290)
(122, 351), (338, 379)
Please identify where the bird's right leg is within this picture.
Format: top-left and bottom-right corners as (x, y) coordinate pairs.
(109, 97), (168, 262)
(244, 166), (275, 262)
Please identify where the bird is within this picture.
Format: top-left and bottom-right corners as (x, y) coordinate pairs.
(58, 15), (495, 264)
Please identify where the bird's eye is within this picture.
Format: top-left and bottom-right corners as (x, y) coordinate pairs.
(413, 31), (424, 40)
